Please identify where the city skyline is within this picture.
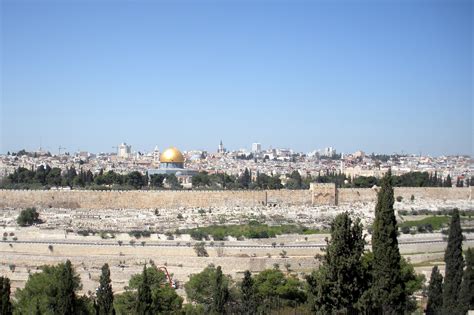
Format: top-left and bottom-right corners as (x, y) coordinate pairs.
(1, 139), (470, 157)
(1, 0), (472, 156)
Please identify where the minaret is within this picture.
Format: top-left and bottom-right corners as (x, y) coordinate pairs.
(218, 140), (224, 153)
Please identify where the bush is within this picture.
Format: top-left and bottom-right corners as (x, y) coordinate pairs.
(193, 242), (209, 257)
(190, 230), (209, 241)
(129, 230), (151, 238)
(17, 207), (41, 226)
(396, 196), (403, 202)
(401, 226), (410, 234)
(178, 223), (321, 240)
(77, 230), (91, 236)
(398, 210), (409, 216)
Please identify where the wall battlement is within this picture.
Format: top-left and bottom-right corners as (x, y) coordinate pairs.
(0, 186), (471, 209)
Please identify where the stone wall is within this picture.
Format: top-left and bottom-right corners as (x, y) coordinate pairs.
(337, 187), (472, 204)
(0, 190), (267, 209)
(310, 183), (337, 205)
(0, 186), (471, 209)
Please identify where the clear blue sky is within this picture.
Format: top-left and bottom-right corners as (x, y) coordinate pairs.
(1, 0), (472, 155)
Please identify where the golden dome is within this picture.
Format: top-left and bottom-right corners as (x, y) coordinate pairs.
(160, 147), (185, 163)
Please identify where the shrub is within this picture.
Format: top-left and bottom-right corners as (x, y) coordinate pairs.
(193, 242), (209, 257)
(17, 207), (41, 226)
(396, 196), (403, 202)
(129, 230), (151, 238)
(398, 210), (409, 216)
(401, 226), (410, 234)
(77, 230), (91, 236)
(190, 229), (208, 241)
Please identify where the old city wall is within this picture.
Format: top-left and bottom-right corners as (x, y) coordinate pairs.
(0, 190), (267, 209)
(0, 186), (471, 209)
(337, 187), (472, 204)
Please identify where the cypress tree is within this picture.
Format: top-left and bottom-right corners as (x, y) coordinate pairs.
(426, 265), (443, 315)
(307, 212), (365, 313)
(371, 170), (405, 314)
(240, 168), (251, 189)
(432, 171), (437, 186)
(57, 260), (76, 315)
(136, 265), (152, 315)
(97, 263), (114, 315)
(0, 277), (12, 315)
(459, 248), (474, 314)
(240, 270), (257, 315)
(212, 266), (229, 314)
(443, 208), (464, 314)
(445, 175), (452, 187)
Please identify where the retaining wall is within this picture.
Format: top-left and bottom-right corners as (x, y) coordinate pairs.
(0, 186), (471, 209)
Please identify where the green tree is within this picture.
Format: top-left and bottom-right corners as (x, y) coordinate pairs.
(240, 271), (256, 315)
(149, 174), (165, 188)
(426, 265), (443, 315)
(307, 212), (366, 314)
(443, 208), (464, 314)
(164, 174), (182, 189)
(193, 242), (209, 257)
(114, 266), (182, 315)
(286, 171), (303, 189)
(0, 277), (12, 315)
(253, 268), (306, 313)
(185, 264), (231, 312)
(14, 261), (86, 314)
(459, 248), (474, 314)
(192, 172), (211, 188)
(85, 170), (94, 185)
(97, 263), (114, 315)
(239, 169), (251, 189)
(35, 165), (48, 185)
(17, 207), (41, 226)
(57, 260), (77, 314)
(212, 266), (229, 314)
(64, 167), (77, 187)
(371, 170), (405, 314)
(356, 252), (424, 314)
(136, 265), (152, 315)
(46, 167), (63, 186)
(127, 171), (145, 189)
(445, 174), (452, 187)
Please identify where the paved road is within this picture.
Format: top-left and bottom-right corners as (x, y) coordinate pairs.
(1, 238), (473, 249)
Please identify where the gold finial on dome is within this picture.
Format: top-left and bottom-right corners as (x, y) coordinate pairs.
(160, 147), (185, 163)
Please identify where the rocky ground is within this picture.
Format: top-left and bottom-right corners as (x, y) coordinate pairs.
(0, 198), (472, 296)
